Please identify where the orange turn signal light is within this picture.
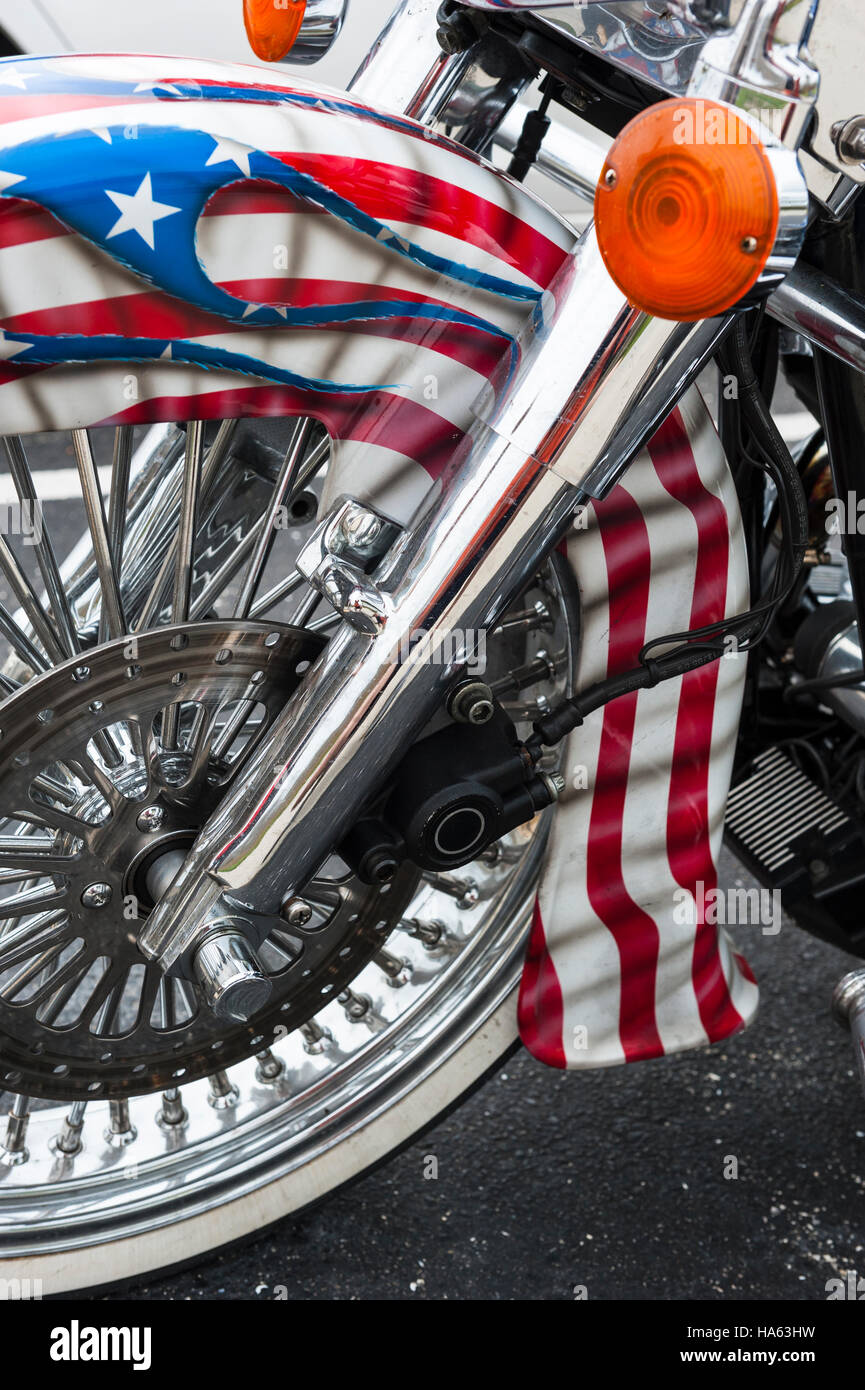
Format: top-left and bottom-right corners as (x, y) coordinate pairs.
(243, 0), (307, 62)
(594, 98), (779, 322)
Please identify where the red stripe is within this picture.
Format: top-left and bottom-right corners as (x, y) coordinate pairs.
(647, 409), (746, 1043)
(95, 383), (464, 479)
(518, 900), (566, 1068)
(0, 92), (149, 123)
(586, 486), (664, 1062)
(1, 279), (506, 380)
(267, 153), (567, 290)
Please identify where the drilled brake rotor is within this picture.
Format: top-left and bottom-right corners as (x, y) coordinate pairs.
(0, 621), (418, 1100)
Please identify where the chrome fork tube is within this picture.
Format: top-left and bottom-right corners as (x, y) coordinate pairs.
(139, 233), (726, 973)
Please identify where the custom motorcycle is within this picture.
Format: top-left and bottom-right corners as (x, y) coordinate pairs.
(0, 0), (863, 1292)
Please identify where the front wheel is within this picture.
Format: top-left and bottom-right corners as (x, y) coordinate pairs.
(0, 419), (579, 1293)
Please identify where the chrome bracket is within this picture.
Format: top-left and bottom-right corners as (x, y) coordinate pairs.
(296, 498), (399, 636)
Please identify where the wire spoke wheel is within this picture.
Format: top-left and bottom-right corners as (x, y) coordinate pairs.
(0, 416), (579, 1286)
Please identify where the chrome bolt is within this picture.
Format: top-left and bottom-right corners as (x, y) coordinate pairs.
(741, 235), (758, 254)
(604, 167), (618, 188)
(193, 929), (273, 1023)
(540, 772), (567, 802)
(832, 116), (865, 166)
(280, 896), (313, 928)
(81, 882), (112, 910)
(137, 805), (166, 834)
(338, 502), (384, 556)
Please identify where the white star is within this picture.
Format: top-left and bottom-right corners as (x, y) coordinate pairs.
(0, 332), (29, 361)
(0, 169), (25, 193)
(0, 67), (31, 91)
(90, 127), (113, 145)
(105, 173), (181, 250)
(242, 303), (265, 318)
(206, 139), (251, 178)
(160, 343), (173, 359)
(133, 80), (183, 97)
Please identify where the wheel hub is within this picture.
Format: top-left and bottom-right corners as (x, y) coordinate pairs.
(0, 620), (417, 1100)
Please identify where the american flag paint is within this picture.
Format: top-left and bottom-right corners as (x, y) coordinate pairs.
(519, 389), (758, 1067)
(0, 53), (574, 475)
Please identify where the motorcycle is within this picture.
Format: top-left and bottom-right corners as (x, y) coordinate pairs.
(0, 0), (863, 1293)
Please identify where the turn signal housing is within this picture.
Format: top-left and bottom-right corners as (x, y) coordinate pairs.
(243, 0), (307, 62)
(595, 98), (780, 322)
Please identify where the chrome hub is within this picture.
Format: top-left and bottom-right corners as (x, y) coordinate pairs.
(0, 619), (419, 1100)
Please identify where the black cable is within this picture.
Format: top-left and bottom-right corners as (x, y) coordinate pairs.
(526, 317), (810, 759)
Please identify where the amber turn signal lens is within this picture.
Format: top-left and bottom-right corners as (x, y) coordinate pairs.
(594, 98), (779, 322)
(243, 0), (307, 62)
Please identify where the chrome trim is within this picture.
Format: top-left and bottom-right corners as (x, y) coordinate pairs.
(769, 264), (865, 378)
(285, 0), (348, 65)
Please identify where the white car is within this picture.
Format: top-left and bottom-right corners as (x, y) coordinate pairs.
(0, 0), (394, 89)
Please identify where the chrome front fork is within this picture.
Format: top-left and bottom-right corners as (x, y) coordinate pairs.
(138, 1), (811, 1016)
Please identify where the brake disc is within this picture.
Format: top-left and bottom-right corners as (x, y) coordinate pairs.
(0, 621), (418, 1100)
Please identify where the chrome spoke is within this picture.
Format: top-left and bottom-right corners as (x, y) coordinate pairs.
(3, 435), (80, 656)
(248, 568), (305, 618)
(136, 420), (238, 633)
(72, 428), (126, 640)
(162, 421), (204, 750)
(234, 418), (314, 619)
(0, 602), (47, 672)
(0, 532), (65, 663)
(98, 425), (134, 645)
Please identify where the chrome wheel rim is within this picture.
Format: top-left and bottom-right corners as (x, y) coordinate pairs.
(0, 418), (578, 1257)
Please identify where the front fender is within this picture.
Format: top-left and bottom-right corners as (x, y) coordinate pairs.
(0, 52), (575, 504)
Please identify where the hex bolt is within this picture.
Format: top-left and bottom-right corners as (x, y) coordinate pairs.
(435, 15), (477, 55)
(193, 930), (273, 1024)
(448, 680), (495, 726)
(832, 116), (865, 166)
